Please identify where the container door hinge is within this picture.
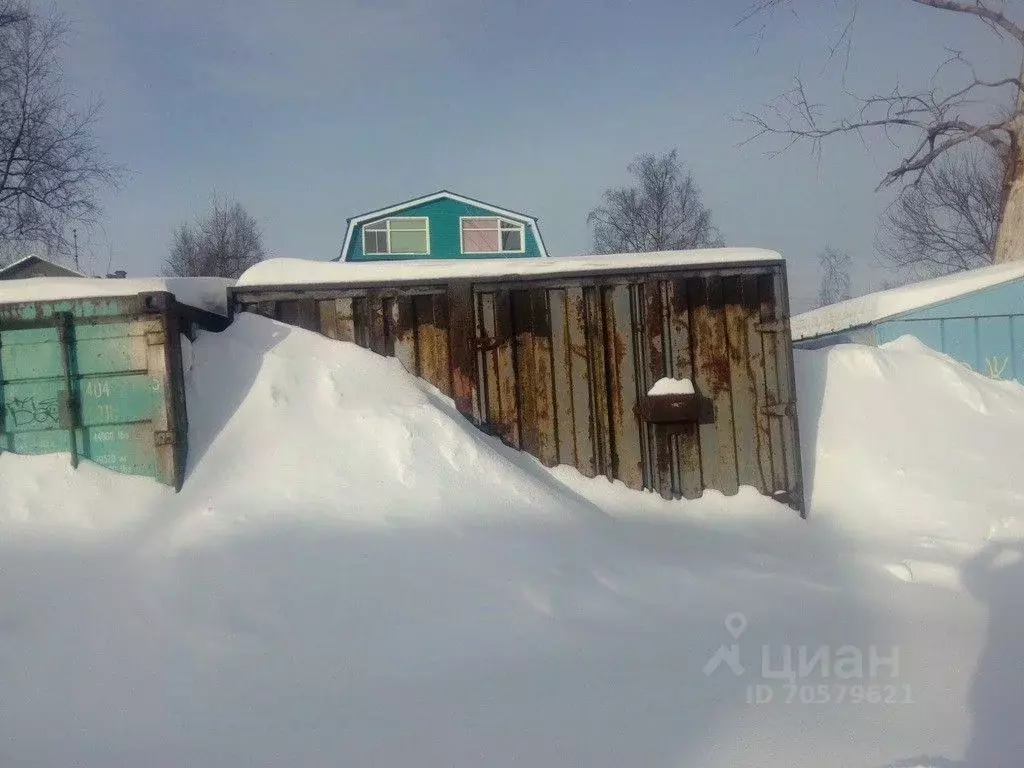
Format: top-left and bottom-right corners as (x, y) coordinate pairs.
(761, 401), (796, 417)
(154, 430), (176, 447)
(755, 320), (790, 334)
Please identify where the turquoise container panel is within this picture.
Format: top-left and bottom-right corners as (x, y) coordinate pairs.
(0, 295), (185, 486)
(872, 276), (1024, 383)
(346, 197), (542, 262)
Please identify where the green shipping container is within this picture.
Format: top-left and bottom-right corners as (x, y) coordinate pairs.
(0, 291), (225, 488)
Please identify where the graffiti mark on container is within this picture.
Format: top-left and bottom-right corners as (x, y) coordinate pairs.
(985, 357), (1010, 380)
(8, 396), (59, 427)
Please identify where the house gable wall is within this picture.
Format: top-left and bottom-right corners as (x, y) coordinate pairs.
(345, 197), (542, 262)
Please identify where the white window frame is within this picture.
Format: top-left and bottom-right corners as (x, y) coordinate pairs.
(459, 216), (527, 255)
(362, 216), (430, 256)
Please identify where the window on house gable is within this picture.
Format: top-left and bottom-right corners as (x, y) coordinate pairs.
(363, 217), (429, 255)
(461, 217), (525, 254)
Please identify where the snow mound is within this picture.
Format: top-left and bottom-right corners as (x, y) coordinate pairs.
(171, 314), (599, 539)
(3, 317), (1024, 766)
(797, 335), (1024, 543)
(0, 313), (601, 542)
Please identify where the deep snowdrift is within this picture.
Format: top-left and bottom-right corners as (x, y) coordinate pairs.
(0, 316), (1021, 767)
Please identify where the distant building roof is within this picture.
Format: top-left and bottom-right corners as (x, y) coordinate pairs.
(0, 254), (85, 280)
(791, 262), (1024, 341)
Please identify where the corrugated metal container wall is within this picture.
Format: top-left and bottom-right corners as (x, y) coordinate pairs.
(0, 291), (220, 488)
(231, 263), (804, 512)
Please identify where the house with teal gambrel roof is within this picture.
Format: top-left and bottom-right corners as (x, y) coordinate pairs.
(337, 190), (548, 262)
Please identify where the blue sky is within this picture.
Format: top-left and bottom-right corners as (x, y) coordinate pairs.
(49, 0), (1015, 309)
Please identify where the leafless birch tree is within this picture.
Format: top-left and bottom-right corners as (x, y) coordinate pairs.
(745, 0), (1024, 265)
(0, 2), (117, 258)
(879, 148), (999, 277)
(164, 197), (266, 278)
(588, 149), (723, 253)
(817, 246), (853, 307)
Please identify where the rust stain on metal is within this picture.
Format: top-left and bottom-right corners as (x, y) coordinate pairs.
(603, 284), (644, 491)
(414, 294), (451, 397)
(447, 282), (478, 421)
(493, 291), (521, 447)
(565, 286), (596, 476)
(530, 289), (558, 467)
(232, 262), (804, 513)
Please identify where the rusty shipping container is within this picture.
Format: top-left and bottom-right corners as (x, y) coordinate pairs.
(230, 252), (805, 512)
(0, 290), (227, 489)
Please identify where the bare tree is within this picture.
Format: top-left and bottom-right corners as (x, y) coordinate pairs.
(744, 0), (1024, 265)
(878, 149), (1000, 278)
(817, 246), (852, 307)
(164, 197), (266, 278)
(0, 2), (117, 259)
(587, 149), (723, 253)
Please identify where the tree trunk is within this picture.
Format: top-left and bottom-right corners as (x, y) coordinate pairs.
(995, 91), (1024, 264)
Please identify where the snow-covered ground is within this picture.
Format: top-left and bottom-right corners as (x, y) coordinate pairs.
(0, 314), (1021, 767)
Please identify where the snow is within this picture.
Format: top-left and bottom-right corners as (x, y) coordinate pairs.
(0, 316), (1021, 766)
(236, 248), (782, 288)
(791, 261), (1024, 340)
(0, 276), (235, 315)
(647, 376), (695, 395)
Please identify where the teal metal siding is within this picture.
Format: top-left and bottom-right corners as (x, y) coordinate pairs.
(0, 293), (196, 487)
(346, 197), (541, 262)
(870, 277), (1024, 382)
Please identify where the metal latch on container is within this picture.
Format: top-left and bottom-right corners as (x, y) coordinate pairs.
(755, 320), (790, 334)
(761, 401), (796, 417)
(154, 430), (177, 447)
(471, 334), (501, 352)
(57, 390), (79, 429)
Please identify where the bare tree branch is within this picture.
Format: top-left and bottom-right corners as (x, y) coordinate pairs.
(906, 0), (1024, 44)
(879, 148), (1000, 277)
(0, 2), (119, 258)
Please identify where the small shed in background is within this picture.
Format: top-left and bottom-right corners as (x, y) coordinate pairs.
(792, 263), (1024, 383)
(0, 255), (84, 280)
(0, 278), (231, 488)
(232, 249), (805, 512)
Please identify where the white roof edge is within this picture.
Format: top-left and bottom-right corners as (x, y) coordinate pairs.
(0, 253), (85, 276)
(0, 276), (236, 316)
(791, 262), (1024, 341)
(237, 248), (783, 289)
(338, 191), (546, 262)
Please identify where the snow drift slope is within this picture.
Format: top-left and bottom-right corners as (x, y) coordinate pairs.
(0, 317), (1022, 767)
(798, 336), (1024, 543)
(174, 314), (599, 536)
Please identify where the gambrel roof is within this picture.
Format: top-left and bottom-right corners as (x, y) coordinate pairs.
(338, 189), (549, 261)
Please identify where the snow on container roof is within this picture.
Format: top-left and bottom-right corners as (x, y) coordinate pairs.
(0, 277), (235, 316)
(236, 248), (783, 289)
(791, 262), (1024, 341)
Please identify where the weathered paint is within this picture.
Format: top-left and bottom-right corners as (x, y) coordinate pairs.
(345, 196), (543, 262)
(0, 292), (213, 488)
(229, 260), (804, 512)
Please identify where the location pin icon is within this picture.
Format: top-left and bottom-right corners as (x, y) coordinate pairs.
(725, 612), (747, 640)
